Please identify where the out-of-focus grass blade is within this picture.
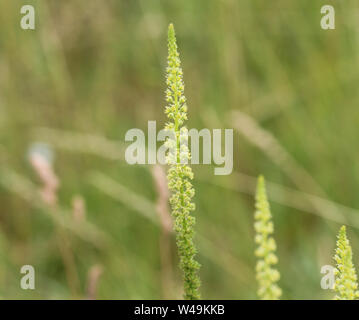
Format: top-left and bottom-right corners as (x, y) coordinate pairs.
(0, 167), (109, 248)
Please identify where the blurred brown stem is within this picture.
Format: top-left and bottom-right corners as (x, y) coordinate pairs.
(86, 265), (103, 300)
(30, 153), (80, 298)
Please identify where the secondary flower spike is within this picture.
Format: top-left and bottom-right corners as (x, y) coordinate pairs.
(333, 225), (359, 300)
(254, 175), (281, 300)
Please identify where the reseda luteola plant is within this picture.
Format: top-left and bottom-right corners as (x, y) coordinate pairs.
(253, 178), (359, 300)
(333, 225), (359, 300)
(254, 176), (281, 300)
(164, 24), (201, 300)
(162, 24), (359, 302)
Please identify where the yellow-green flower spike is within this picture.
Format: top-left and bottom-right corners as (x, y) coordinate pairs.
(164, 23), (200, 300)
(254, 175), (282, 300)
(333, 225), (359, 300)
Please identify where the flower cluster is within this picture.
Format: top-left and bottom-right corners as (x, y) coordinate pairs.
(254, 176), (282, 300)
(333, 225), (359, 300)
(164, 24), (200, 300)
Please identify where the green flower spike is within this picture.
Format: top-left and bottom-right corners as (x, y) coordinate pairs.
(333, 225), (359, 300)
(254, 175), (281, 300)
(164, 23), (200, 300)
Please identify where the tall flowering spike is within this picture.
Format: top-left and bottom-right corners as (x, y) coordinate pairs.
(164, 23), (200, 300)
(333, 225), (359, 300)
(254, 176), (282, 300)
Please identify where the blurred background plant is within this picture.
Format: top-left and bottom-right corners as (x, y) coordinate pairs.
(0, 0), (358, 299)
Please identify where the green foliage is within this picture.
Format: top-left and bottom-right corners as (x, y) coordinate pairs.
(254, 176), (281, 300)
(164, 24), (201, 300)
(333, 226), (359, 300)
(2, 1), (359, 300)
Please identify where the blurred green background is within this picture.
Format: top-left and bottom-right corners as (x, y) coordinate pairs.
(1, 0), (359, 299)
